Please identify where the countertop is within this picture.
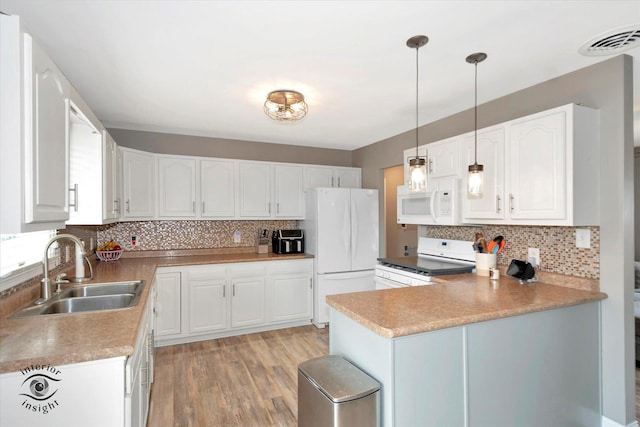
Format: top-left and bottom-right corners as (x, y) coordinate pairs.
(0, 252), (311, 373)
(326, 273), (607, 338)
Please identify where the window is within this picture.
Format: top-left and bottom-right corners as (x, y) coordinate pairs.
(0, 230), (57, 291)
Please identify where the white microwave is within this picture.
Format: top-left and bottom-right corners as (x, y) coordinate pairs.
(397, 178), (461, 225)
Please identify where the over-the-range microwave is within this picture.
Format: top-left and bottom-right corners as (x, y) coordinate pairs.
(397, 177), (462, 225)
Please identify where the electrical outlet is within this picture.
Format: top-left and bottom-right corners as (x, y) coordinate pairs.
(233, 230), (241, 243)
(576, 229), (591, 248)
(527, 248), (540, 268)
(131, 235), (138, 246)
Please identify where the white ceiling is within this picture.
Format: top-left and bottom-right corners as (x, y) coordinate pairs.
(1, 0), (639, 150)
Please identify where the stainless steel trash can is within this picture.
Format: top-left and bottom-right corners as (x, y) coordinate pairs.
(298, 355), (380, 427)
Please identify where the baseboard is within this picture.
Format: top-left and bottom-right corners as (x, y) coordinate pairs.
(602, 415), (639, 427)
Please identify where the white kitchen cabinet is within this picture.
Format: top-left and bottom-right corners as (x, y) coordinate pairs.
(155, 270), (181, 337)
(200, 159), (235, 218)
(267, 259), (313, 323)
(155, 259), (312, 346)
(158, 155), (197, 218)
(122, 148), (156, 220)
(238, 161), (272, 218)
(304, 166), (361, 189)
(274, 164), (304, 217)
(0, 15), (71, 232)
(461, 126), (506, 220)
(238, 161), (305, 219)
(186, 266), (228, 334)
(427, 137), (460, 179)
(125, 296), (153, 427)
(67, 88), (123, 225)
(462, 104), (599, 226)
(230, 264), (266, 328)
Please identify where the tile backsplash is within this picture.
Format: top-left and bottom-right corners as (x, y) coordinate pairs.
(96, 220), (298, 251)
(420, 225), (600, 279)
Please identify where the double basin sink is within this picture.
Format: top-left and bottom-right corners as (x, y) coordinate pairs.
(11, 280), (145, 318)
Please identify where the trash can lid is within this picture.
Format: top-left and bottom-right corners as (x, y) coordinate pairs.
(298, 355), (380, 403)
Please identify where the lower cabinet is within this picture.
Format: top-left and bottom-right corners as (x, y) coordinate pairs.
(155, 258), (313, 346)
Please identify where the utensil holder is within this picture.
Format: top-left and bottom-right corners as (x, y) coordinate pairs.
(476, 253), (497, 276)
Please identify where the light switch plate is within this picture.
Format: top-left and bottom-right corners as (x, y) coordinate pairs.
(233, 230), (241, 243)
(576, 229), (591, 248)
(527, 248), (540, 268)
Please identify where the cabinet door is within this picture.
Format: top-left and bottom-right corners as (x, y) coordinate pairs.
(123, 149), (156, 219)
(187, 269), (227, 334)
(155, 272), (181, 337)
(103, 132), (119, 221)
(334, 167), (362, 188)
(238, 162), (272, 217)
(304, 166), (335, 189)
(508, 111), (566, 220)
(231, 276), (265, 328)
(158, 156), (196, 218)
(274, 164), (304, 217)
(462, 127), (506, 220)
(24, 34), (70, 225)
(201, 159), (235, 217)
(269, 274), (312, 323)
(428, 138), (460, 179)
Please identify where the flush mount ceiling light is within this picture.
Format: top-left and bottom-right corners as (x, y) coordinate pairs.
(579, 24), (640, 56)
(264, 90), (308, 122)
(407, 35), (429, 192)
(466, 52), (487, 199)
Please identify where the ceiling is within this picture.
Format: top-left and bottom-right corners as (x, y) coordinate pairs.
(1, 0), (639, 150)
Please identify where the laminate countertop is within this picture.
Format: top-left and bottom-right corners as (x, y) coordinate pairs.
(0, 252), (312, 374)
(326, 273), (607, 339)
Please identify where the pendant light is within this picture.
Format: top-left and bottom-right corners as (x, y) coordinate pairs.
(466, 52), (487, 199)
(407, 35), (428, 192)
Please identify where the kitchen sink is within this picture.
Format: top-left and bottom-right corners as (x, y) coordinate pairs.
(10, 280), (146, 318)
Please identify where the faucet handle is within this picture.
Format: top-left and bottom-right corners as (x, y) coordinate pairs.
(54, 273), (69, 293)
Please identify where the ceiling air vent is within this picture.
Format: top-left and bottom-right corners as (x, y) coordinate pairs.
(579, 24), (640, 56)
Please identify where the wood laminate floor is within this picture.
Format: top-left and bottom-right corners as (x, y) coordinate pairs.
(148, 326), (329, 427)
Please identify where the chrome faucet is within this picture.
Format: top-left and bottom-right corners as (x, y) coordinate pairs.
(36, 234), (93, 305)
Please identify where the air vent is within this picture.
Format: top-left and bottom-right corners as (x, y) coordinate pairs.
(579, 24), (640, 56)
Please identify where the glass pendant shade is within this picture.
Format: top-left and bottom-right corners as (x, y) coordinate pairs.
(409, 157), (427, 191)
(467, 163), (484, 199)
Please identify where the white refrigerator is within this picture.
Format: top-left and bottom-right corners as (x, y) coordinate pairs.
(301, 188), (379, 328)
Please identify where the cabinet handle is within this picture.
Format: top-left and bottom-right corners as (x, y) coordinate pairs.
(338, 177), (341, 187)
(113, 199), (119, 214)
(223, 285), (226, 298)
(202, 201), (205, 214)
(277, 202), (280, 214)
(268, 202), (271, 214)
(428, 158), (433, 174)
(126, 200), (130, 213)
(233, 284), (236, 297)
(509, 194), (514, 213)
(309, 278), (312, 289)
(193, 201), (195, 213)
(331, 177), (334, 187)
(69, 184), (78, 212)
(141, 362), (148, 387)
(496, 195), (501, 213)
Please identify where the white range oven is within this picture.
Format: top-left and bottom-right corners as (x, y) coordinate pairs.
(375, 237), (476, 290)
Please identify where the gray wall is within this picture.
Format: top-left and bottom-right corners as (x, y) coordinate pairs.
(635, 147), (640, 260)
(108, 128), (353, 167)
(353, 55), (635, 425)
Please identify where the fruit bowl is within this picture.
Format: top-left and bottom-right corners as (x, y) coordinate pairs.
(96, 250), (123, 262)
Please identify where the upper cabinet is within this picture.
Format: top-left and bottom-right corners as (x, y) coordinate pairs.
(304, 166), (361, 189)
(200, 159), (235, 218)
(158, 156), (197, 218)
(238, 161), (304, 219)
(122, 148), (156, 220)
(462, 104), (599, 226)
(1, 15), (71, 232)
(427, 138), (461, 179)
(67, 87), (124, 225)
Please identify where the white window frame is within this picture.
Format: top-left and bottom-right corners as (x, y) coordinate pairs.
(0, 230), (57, 292)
